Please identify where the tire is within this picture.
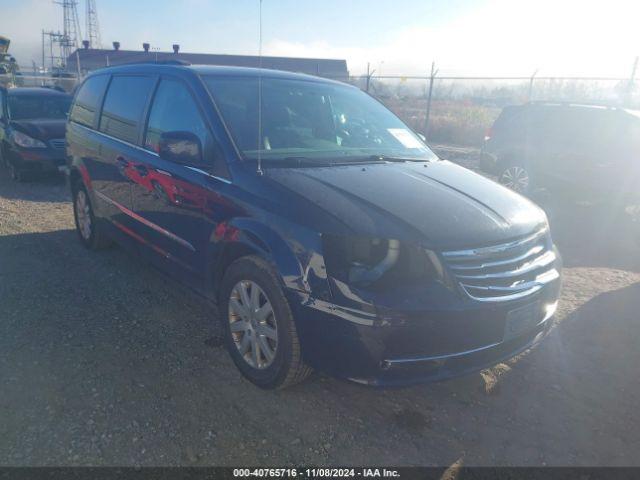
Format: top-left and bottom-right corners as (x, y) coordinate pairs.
(497, 161), (533, 195)
(10, 163), (30, 182)
(72, 181), (112, 250)
(219, 255), (312, 389)
(0, 144), (8, 168)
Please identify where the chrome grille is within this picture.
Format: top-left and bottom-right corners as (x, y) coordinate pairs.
(442, 228), (559, 302)
(49, 138), (66, 150)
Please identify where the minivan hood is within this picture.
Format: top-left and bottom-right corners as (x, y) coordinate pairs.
(265, 160), (547, 249)
(10, 119), (66, 141)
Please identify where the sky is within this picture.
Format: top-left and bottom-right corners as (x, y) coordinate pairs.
(1, 0), (639, 77)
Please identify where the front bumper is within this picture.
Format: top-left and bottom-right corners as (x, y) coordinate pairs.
(287, 278), (560, 387)
(8, 147), (66, 173)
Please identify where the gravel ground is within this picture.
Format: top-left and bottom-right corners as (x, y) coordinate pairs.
(1, 159), (640, 467)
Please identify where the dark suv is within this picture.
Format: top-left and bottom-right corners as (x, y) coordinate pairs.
(481, 102), (640, 201)
(0, 87), (72, 181)
(66, 64), (561, 389)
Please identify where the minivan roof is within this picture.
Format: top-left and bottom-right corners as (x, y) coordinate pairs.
(523, 101), (633, 112)
(86, 63), (351, 87)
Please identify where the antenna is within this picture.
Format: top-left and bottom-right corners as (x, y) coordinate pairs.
(256, 0), (264, 176)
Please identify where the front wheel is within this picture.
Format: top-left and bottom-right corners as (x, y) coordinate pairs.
(219, 256), (312, 389)
(9, 162), (29, 182)
(0, 144), (8, 168)
(498, 163), (533, 195)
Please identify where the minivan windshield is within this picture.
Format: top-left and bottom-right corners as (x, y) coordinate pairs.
(8, 95), (71, 121)
(203, 76), (436, 164)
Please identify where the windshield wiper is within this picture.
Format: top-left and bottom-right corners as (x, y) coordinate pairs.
(251, 156), (340, 168)
(251, 154), (430, 168)
(266, 156), (387, 167)
(368, 155), (429, 163)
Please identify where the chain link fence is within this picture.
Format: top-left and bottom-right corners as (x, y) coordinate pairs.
(0, 72), (78, 93)
(3, 70), (637, 148)
(350, 75), (639, 147)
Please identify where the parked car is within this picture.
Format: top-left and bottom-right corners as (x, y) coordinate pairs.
(481, 102), (640, 202)
(0, 86), (72, 181)
(66, 64), (562, 389)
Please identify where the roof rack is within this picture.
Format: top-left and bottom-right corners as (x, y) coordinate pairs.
(526, 100), (624, 110)
(106, 59), (192, 67)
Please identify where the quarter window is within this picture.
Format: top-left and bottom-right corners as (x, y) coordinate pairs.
(69, 74), (109, 128)
(144, 78), (210, 154)
(99, 75), (154, 144)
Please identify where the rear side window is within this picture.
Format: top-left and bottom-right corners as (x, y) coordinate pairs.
(144, 78), (210, 154)
(99, 75), (154, 144)
(492, 106), (549, 142)
(70, 74), (109, 127)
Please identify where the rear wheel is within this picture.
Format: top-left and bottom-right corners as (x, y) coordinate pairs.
(72, 182), (112, 250)
(498, 163), (532, 195)
(219, 256), (312, 389)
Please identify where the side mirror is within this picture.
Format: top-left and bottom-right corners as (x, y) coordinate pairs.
(158, 131), (204, 166)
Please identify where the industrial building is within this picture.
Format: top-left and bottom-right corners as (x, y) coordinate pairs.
(66, 43), (349, 80)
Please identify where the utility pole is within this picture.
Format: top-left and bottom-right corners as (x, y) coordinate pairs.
(85, 0), (102, 49)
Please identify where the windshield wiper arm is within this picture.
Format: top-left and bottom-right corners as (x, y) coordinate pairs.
(257, 156), (341, 167)
(368, 155), (428, 163)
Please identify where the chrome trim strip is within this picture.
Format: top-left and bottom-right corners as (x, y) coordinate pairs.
(460, 269), (560, 302)
(455, 251), (556, 281)
(94, 191), (196, 252)
(385, 341), (502, 365)
(384, 324), (549, 366)
(442, 227), (548, 259)
(73, 122), (159, 156)
(185, 166), (233, 184)
(448, 244), (545, 270)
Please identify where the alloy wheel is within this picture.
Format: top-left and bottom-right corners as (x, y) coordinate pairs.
(75, 190), (92, 240)
(499, 166), (530, 193)
(228, 280), (278, 369)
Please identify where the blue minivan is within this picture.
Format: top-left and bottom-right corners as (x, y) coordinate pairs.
(66, 63), (561, 389)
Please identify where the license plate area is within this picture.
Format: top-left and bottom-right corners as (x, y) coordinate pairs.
(504, 302), (541, 341)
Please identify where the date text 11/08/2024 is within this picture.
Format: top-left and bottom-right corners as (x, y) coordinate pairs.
(232, 468), (401, 478)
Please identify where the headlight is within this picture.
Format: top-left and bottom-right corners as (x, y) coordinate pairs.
(11, 130), (47, 148)
(322, 235), (445, 289)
